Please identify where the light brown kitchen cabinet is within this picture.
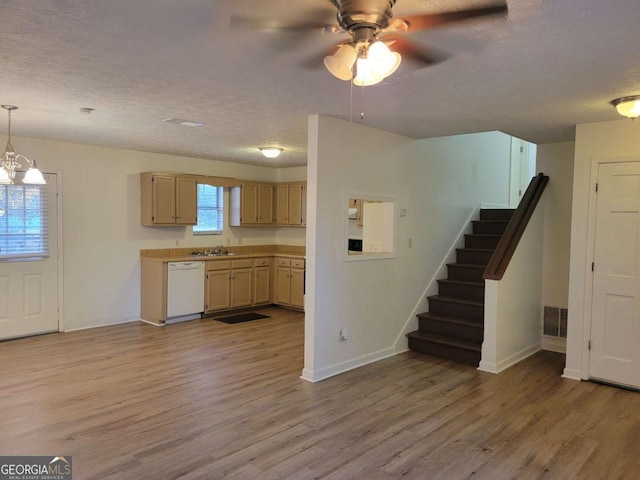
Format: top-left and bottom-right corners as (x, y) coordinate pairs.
(253, 258), (272, 305)
(275, 257), (305, 310)
(140, 258), (168, 323)
(206, 267), (231, 312)
(230, 267), (253, 308)
(205, 259), (253, 313)
(229, 182), (274, 226)
(274, 184), (289, 224)
(274, 182), (306, 226)
(140, 173), (197, 226)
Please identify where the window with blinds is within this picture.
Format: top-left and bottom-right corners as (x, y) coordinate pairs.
(194, 184), (223, 235)
(0, 183), (49, 259)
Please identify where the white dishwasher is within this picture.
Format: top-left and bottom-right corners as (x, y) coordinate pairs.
(167, 261), (205, 318)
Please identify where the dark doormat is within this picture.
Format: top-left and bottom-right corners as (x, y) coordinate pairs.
(215, 312), (270, 324)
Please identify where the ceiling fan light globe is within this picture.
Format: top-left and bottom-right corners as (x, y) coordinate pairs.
(353, 57), (384, 86)
(324, 44), (357, 81)
(373, 51), (401, 78)
(368, 40), (391, 61)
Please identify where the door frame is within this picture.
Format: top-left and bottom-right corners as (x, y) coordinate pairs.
(581, 156), (640, 379)
(52, 170), (65, 332)
(49, 170), (64, 333)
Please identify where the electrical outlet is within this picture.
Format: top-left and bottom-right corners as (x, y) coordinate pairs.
(339, 328), (349, 341)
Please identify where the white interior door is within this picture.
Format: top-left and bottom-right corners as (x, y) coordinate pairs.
(589, 162), (640, 389)
(509, 138), (537, 208)
(0, 173), (59, 340)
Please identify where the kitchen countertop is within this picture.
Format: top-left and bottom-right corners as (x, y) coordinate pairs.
(140, 245), (305, 263)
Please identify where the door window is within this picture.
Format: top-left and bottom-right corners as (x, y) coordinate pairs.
(0, 183), (49, 259)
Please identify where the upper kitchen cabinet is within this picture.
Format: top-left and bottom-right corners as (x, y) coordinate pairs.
(274, 182), (306, 226)
(140, 173), (197, 226)
(230, 182), (274, 226)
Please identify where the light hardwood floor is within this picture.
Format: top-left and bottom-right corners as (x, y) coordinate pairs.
(1, 307), (639, 479)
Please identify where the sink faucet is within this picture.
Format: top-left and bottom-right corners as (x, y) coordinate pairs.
(213, 245), (225, 254)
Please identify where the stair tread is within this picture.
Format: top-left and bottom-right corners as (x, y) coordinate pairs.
(456, 247), (495, 252)
(407, 331), (482, 352)
(417, 312), (484, 328)
(437, 278), (484, 287)
(447, 263), (486, 269)
(428, 295), (484, 307)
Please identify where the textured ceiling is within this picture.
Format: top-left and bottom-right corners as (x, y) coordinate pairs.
(0, 0), (639, 167)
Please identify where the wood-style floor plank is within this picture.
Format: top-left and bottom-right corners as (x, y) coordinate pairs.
(1, 306), (639, 479)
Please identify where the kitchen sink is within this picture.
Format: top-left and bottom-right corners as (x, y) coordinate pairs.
(190, 251), (238, 257)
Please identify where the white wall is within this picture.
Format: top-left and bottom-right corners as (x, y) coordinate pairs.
(565, 119), (640, 380)
(481, 200), (545, 373)
(537, 142), (574, 310)
(7, 136), (306, 331)
(303, 115), (512, 382)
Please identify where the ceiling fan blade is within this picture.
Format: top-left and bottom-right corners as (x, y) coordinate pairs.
(230, 17), (340, 33)
(301, 42), (349, 70)
(399, 3), (508, 32)
(385, 35), (448, 66)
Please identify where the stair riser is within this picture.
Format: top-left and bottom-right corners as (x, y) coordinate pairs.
(472, 221), (509, 235)
(456, 249), (494, 265)
(408, 337), (481, 366)
(418, 318), (484, 342)
(438, 281), (485, 302)
(429, 299), (484, 321)
(464, 235), (501, 250)
(447, 265), (485, 282)
(480, 209), (515, 221)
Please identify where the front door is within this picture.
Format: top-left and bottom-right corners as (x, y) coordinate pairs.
(0, 174), (59, 340)
(589, 162), (640, 389)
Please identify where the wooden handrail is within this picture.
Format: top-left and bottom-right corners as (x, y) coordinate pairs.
(483, 173), (549, 280)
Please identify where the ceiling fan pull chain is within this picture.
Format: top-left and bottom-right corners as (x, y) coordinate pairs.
(349, 75), (354, 123)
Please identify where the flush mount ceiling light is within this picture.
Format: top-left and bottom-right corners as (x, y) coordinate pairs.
(258, 147), (283, 158)
(611, 96), (640, 119)
(0, 105), (46, 185)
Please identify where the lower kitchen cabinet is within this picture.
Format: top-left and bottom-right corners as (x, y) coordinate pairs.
(275, 257), (305, 309)
(205, 259), (253, 313)
(206, 268), (231, 312)
(253, 258), (272, 306)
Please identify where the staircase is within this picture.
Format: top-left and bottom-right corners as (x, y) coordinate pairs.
(407, 208), (515, 365)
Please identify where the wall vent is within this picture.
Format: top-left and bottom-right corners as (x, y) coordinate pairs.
(543, 306), (568, 338)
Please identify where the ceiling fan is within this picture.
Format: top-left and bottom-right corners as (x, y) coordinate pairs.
(234, 0), (508, 86)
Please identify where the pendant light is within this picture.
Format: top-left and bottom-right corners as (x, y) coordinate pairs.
(0, 105), (46, 185)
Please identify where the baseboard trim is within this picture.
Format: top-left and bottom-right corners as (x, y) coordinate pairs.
(64, 316), (139, 332)
(478, 343), (541, 374)
(300, 347), (396, 383)
(562, 368), (583, 381)
(541, 335), (566, 353)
